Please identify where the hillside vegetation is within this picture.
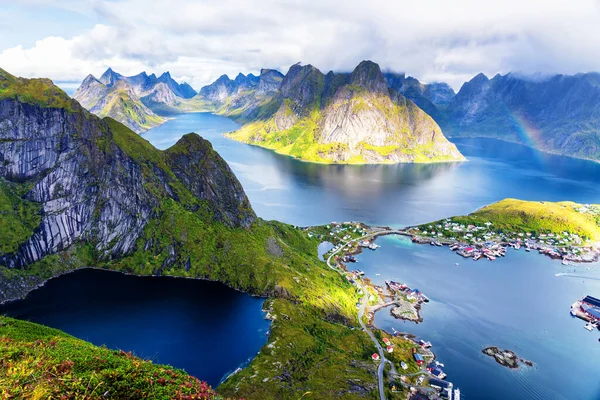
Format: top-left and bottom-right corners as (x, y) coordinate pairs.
(448, 199), (600, 241)
(0, 316), (222, 400)
(0, 69), (380, 399)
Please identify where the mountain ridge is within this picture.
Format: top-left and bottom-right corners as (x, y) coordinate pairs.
(222, 60), (465, 164)
(73, 68), (203, 133)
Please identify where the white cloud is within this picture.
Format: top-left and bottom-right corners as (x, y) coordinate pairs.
(1, 0), (600, 91)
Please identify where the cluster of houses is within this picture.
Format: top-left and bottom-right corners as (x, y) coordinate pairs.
(386, 280), (430, 303)
(409, 219), (596, 263)
(573, 295), (600, 324)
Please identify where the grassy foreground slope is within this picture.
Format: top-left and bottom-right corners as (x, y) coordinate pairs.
(0, 316), (221, 400)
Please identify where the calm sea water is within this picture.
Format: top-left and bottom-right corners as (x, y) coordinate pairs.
(8, 111), (600, 397)
(142, 113), (600, 228)
(141, 113), (600, 398)
(0, 269), (270, 386)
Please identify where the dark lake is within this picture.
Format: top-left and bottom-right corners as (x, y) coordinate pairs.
(0, 269), (270, 387)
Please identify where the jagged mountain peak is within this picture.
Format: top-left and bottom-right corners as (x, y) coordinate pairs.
(349, 60), (388, 94)
(99, 67), (123, 86)
(81, 74), (102, 86)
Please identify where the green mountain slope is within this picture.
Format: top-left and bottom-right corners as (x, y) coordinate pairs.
(224, 61), (464, 164)
(0, 68), (381, 399)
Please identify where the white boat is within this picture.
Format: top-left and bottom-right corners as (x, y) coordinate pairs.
(584, 322), (596, 331)
(453, 388), (461, 400)
(435, 360), (445, 368)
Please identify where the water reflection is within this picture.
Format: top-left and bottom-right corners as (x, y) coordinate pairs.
(143, 113), (600, 228)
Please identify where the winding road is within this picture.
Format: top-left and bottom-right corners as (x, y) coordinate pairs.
(325, 229), (398, 400)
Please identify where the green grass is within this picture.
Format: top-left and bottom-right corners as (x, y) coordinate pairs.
(0, 316), (222, 400)
(225, 88), (464, 164)
(0, 179), (41, 255)
(0, 68), (79, 112)
(423, 199), (600, 242)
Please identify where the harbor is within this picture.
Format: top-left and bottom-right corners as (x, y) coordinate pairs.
(405, 218), (600, 264)
(570, 295), (600, 334)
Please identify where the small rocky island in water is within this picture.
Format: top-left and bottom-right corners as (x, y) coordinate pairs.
(482, 346), (534, 369)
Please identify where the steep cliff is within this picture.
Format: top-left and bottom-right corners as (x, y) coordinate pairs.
(0, 68), (254, 270)
(225, 61), (464, 164)
(442, 72), (600, 161)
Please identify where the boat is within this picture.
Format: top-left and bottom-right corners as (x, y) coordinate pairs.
(584, 322), (596, 331)
(435, 360), (445, 368)
(453, 388), (461, 400)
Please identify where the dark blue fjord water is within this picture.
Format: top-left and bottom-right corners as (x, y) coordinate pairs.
(5, 111), (600, 398)
(0, 269), (270, 387)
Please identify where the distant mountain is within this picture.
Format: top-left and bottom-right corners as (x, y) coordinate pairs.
(441, 72), (600, 161)
(74, 68), (203, 132)
(384, 72), (455, 120)
(74, 75), (165, 133)
(200, 69), (284, 121)
(223, 61), (464, 164)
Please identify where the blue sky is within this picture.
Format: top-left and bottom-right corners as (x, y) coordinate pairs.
(1, 0), (600, 91)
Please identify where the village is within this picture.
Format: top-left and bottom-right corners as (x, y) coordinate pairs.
(405, 218), (600, 264)
(306, 222), (461, 400)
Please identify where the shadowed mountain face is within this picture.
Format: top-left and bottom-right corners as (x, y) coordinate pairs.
(440, 72), (600, 161)
(219, 60), (464, 164)
(73, 68), (201, 133)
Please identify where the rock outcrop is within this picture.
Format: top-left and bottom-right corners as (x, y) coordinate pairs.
(0, 68), (254, 269)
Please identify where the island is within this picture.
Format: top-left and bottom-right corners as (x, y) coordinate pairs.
(482, 346), (534, 369)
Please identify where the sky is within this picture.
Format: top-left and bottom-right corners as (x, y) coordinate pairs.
(1, 0), (600, 91)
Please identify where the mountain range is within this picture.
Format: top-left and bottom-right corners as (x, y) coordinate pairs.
(0, 67), (379, 399)
(73, 68), (207, 133)
(440, 72), (600, 161)
(222, 61), (465, 164)
(73, 63), (600, 163)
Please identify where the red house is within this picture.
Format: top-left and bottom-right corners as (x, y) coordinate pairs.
(413, 353), (424, 366)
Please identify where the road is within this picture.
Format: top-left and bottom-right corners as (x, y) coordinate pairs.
(324, 228), (439, 400)
(325, 229), (399, 400)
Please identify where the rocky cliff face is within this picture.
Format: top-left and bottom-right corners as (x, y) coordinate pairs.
(226, 60), (464, 164)
(0, 69), (255, 269)
(443, 72), (600, 160)
(74, 68), (199, 132)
